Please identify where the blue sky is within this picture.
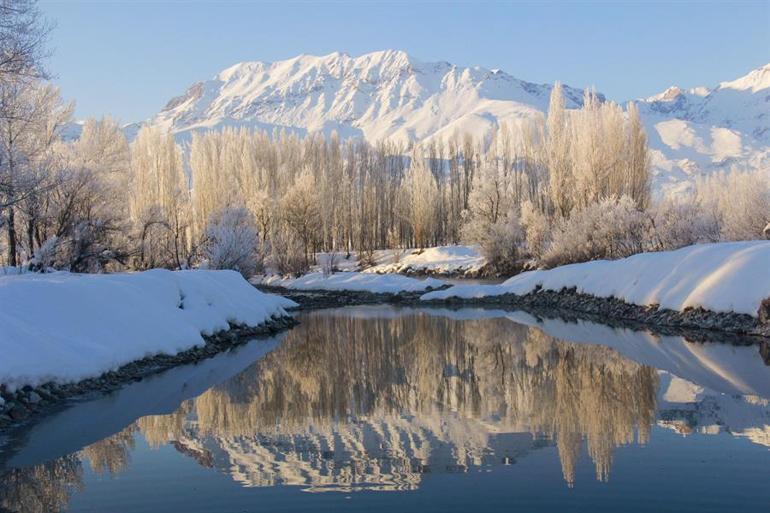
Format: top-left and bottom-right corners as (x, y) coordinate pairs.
(40, 0), (769, 123)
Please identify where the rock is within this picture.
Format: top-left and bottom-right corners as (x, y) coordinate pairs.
(758, 298), (770, 325)
(26, 391), (42, 404)
(8, 404), (28, 420)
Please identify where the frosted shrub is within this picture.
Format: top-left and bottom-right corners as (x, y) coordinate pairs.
(696, 169), (770, 241)
(29, 236), (59, 271)
(544, 195), (648, 267)
(321, 251), (339, 276)
(521, 200), (551, 261)
(647, 198), (720, 251)
(483, 216), (524, 275)
(463, 210), (524, 275)
(268, 229), (308, 276)
(201, 207), (261, 277)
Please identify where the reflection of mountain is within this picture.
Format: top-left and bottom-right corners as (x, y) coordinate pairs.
(657, 372), (770, 446)
(135, 313), (658, 489)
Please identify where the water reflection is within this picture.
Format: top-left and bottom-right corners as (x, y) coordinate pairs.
(2, 307), (769, 512)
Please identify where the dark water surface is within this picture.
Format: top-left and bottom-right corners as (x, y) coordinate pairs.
(2, 306), (769, 512)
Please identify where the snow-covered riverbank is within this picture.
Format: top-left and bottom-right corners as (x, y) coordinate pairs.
(0, 269), (296, 390)
(255, 271), (446, 294)
(363, 245), (487, 277)
(421, 242), (770, 318)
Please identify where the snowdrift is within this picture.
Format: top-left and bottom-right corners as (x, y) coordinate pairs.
(364, 245), (485, 276)
(0, 269), (296, 389)
(257, 271), (446, 294)
(422, 241), (770, 317)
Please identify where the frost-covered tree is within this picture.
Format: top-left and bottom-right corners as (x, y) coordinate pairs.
(696, 168), (770, 241)
(0, 0), (51, 83)
(129, 126), (190, 268)
(201, 206), (260, 277)
(544, 195), (648, 267)
(0, 81), (71, 266)
(568, 91), (650, 211)
(520, 199), (551, 261)
(281, 170), (321, 266)
(646, 197), (720, 251)
(24, 118), (132, 272)
(403, 148), (438, 249)
(624, 102), (651, 209)
(546, 82), (571, 217)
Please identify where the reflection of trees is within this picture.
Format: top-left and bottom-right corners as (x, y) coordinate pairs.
(0, 312), (662, 510)
(139, 312), (658, 488)
(0, 426), (140, 513)
(0, 456), (83, 513)
(80, 425), (138, 476)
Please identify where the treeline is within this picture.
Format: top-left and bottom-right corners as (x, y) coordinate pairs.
(2, 1), (768, 276)
(3, 84), (768, 276)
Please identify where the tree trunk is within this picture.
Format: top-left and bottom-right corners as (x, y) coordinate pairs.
(7, 207), (17, 266)
(27, 218), (35, 258)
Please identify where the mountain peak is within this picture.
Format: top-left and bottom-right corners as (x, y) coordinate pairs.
(718, 62), (770, 93)
(151, 49), (589, 142)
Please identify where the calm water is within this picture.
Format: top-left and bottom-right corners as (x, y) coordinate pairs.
(2, 306), (770, 512)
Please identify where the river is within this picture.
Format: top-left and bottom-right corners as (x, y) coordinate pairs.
(1, 305), (769, 512)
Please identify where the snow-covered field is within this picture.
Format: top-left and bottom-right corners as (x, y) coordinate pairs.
(0, 269), (296, 390)
(364, 245), (486, 276)
(422, 241), (770, 317)
(256, 271), (446, 294)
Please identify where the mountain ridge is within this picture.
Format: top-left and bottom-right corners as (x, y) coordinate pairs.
(137, 50), (769, 195)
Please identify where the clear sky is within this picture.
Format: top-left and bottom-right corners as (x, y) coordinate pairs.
(39, 0), (769, 123)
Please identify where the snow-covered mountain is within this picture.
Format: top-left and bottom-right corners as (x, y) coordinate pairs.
(150, 49), (593, 142)
(637, 63), (770, 195)
(144, 50), (769, 195)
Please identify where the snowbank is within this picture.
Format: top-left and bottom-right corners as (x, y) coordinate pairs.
(257, 271), (446, 294)
(364, 245), (485, 276)
(0, 269), (297, 390)
(422, 241), (770, 317)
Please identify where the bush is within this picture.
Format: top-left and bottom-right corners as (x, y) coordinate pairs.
(201, 207), (261, 277)
(696, 169), (770, 241)
(267, 228), (308, 276)
(543, 195), (648, 267)
(463, 210), (524, 275)
(647, 198), (720, 251)
(521, 200), (551, 261)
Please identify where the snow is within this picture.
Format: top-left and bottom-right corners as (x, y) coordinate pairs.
(304, 245), (486, 276)
(422, 241), (770, 317)
(257, 271), (446, 294)
(0, 269), (296, 390)
(364, 245), (485, 276)
(132, 50), (770, 198)
(662, 375), (705, 403)
(6, 334), (285, 467)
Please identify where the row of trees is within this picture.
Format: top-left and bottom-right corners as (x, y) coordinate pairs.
(1, 0), (767, 276)
(2, 84), (768, 276)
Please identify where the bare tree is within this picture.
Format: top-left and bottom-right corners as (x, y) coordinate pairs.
(0, 0), (51, 83)
(0, 81), (71, 266)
